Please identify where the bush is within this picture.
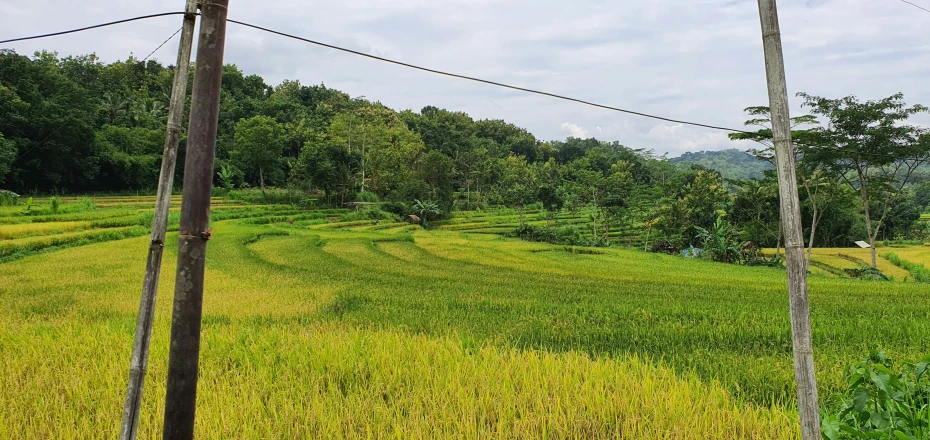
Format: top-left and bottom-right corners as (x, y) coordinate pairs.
(78, 197), (96, 212)
(650, 240), (678, 255)
(0, 190), (20, 206)
(381, 201), (409, 217)
(511, 225), (585, 247)
(50, 196), (60, 214)
(884, 252), (930, 282)
(843, 266), (889, 281)
(885, 252), (902, 266)
(822, 350), (930, 440)
(356, 191), (380, 203)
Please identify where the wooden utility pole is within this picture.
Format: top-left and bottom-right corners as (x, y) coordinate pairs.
(120, 1), (198, 439)
(162, 0), (228, 438)
(755, 1), (821, 438)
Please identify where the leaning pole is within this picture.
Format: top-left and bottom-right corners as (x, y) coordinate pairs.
(161, 0), (229, 439)
(755, 0), (821, 438)
(119, 1), (198, 439)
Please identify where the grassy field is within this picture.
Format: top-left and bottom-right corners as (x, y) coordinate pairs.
(1, 196), (929, 438)
(806, 245), (930, 282)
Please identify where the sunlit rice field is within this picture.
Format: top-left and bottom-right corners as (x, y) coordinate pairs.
(1, 196), (929, 438)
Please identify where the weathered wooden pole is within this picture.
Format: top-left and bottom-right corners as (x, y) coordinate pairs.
(161, 0), (228, 438)
(120, 1), (198, 439)
(755, 1), (821, 438)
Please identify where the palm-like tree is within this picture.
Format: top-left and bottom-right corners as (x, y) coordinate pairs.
(102, 93), (129, 124)
(413, 199), (441, 227)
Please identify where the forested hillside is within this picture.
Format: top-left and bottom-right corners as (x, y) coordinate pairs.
(2, 49), (929, 254)
(670, 149), (773, 180)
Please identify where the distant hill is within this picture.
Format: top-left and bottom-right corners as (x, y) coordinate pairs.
(670, 149), (773, 180)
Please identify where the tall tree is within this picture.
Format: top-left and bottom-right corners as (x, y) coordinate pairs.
(231, 115), (284, 197)
(728, 106), (834, 263)
(800, 93), (930, 269)
(500, 155), (536, 228)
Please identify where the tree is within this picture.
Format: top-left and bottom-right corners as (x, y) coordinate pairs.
(729, 105), (835, 264)
(500, 155), (536, 228)
(0, 134), (14, 182)
(800, 93), (930, 269)
(295, 139), (359, 204)
(412, 199), (441, 227)
(420, 150), (455, 206)
(232, 115), (285, 198)
(730, 176), (780, 248)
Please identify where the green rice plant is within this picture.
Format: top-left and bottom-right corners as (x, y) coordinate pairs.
(0, 226), (147, 262)
(2, 200), (930, 437)
(0, 221), (91, 240)
(78, 197), (96, 212)
(883, 252), (930, 283)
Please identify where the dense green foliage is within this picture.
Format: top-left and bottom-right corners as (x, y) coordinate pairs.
(672, 149), (774, 180)
(3, 50), (930, 258)
(822, 351), (930, 440)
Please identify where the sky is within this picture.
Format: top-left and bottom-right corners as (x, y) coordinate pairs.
(1, 0), (928, 157)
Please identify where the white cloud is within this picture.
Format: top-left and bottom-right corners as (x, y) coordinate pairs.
(1, 0), (927, 156)
(560, 122), (589, 138)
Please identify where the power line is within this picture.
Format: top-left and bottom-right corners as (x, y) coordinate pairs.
(0, 12), (190, 45)
(1, 12), (924, 163)
(225, 19), (928, 162)
(894, 0), (930, 13)
(12, 26), (186, 164)
(142, 27), (183, 62)
(226, 19), (754, 135)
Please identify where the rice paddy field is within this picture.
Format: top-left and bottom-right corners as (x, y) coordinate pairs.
(1, 196), (929, 439)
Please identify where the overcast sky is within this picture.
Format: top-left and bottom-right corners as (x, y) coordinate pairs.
(1, 0), (928, 156)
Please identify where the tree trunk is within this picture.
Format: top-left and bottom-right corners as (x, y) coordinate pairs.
(776, 221), (782, 258)
(519, 209), (524, 228)
(857, 180), (878, 272)
(259, 166), (266, 199)
(806, 205), (818, 270)
(466, 181), (471, 210)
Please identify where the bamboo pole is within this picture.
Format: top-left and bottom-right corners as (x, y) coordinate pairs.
(119, 2), (198, 439)
(161, 1), (228, 438)
(755, 1), (821, 438)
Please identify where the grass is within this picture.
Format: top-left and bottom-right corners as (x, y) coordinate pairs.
(1, 198), (929, 438)
(883, 252), (930, 282)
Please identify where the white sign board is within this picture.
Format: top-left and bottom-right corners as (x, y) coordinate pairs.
(854, 241), (871, 248)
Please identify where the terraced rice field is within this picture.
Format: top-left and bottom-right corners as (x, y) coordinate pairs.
(807, 246), (930, 282)
(1, 197), (929, 438)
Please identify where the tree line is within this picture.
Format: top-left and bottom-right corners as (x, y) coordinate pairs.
(2, 49), (930, 265)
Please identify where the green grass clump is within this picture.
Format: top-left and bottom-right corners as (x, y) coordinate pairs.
(883, 252), (930, 282)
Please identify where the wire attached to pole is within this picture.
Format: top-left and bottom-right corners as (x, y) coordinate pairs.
(0, 12), (190, 44)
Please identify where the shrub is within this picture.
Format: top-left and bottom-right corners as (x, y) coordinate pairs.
(822, 350), (930, 440)
(843, 266), (889, 281)
(695, 216), (744, 263)
(20, 197), (34, 214)
(78, 197), (96, 212)
(883, 252), (930, 283)
(356, 191), (380, 203)
(381, 201), (409, 217)
(651, 240), (678, 255)
(49, 196), (60, 214)
(885, 252), (902, 267)
(0, 190), (20, 206)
